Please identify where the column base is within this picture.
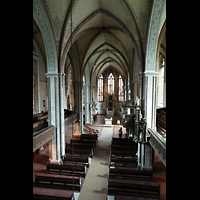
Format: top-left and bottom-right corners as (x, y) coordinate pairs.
(137, 164), (142, 170)
(142, 165), (152, 170)
(48, 159), (63, 165)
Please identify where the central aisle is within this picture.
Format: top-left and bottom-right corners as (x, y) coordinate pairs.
(78, 126), (113, 200)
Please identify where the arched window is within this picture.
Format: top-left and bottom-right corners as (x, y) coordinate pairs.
(108, 73), (114, 94)
(98, 74), (103, 101)
(118, 75), (123, 101)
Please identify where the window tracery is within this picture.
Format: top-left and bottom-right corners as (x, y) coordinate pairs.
(118, 75), (123, 101)
(98, 74), (103, 101)
(108, 73), (114, 95)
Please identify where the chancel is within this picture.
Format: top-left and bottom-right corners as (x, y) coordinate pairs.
(33, 0), (166, 199)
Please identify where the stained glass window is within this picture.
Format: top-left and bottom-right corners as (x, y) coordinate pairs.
(98, 74), (103, 101)
(118, 75), (123, 101)
(108, 73), (114, 94)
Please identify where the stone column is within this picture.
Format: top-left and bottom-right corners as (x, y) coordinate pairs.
(73, 81), (80, 119)
(85, 84), (91, 124)
(143, 71), (158, 131)
(138, 142), (153, 170)
(124, 84), (127, 101)
(33, 54), (40, 113)
(79, 81), (83, 134)
(138, 72), (144, 117)
(129, 80), (134, 101)
(73, 80), (82, 135)
(136, 71), (158, 170)
(93, 85), (98, 102)
(59, 73), (66, 156)
(46, 72), (62, 164)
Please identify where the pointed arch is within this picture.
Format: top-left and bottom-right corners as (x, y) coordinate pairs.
(33, 0), (57, 72)
(145, 0), (166, 71)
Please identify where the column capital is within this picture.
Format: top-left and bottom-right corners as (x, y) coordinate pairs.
(45, 72), (66, 77)
(138, 71), (159, 76)
(144, 71), (159, 76)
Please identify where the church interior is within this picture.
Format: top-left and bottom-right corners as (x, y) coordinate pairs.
(33, 0), (166, 199)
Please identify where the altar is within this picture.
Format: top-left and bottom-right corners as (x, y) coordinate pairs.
(105, 117), (112, 125)
(106, 109), (114, 116)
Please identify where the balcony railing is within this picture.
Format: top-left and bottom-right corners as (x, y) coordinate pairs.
(148, 128), (166, 167)
(64, 113), (78, 126)
(33, 125), (54, 152)
(33, 113), (78, 152)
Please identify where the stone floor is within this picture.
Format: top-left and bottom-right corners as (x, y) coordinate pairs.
(78, 126), (113, 200)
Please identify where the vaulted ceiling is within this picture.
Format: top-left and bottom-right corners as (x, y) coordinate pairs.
(34, 0), (165, 83)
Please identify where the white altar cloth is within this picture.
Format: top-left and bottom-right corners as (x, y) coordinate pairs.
(104, 117), (112, 125)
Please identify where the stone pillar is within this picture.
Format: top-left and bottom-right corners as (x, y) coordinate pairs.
(138, 72), (144, 117)
(85, 84), (91, 124)
(59, 73), (66, 157)
(136, 71), (158, 170)
(73, 81), (80, 120)
(138, 143), (153, 170)
(93, 85), (98, 102)
(73, 80), (82, 136)
(46, 72), (63, 164)
(80, 81), (83, 134)
(129, 80), (134, 101)
(33, 55), (40, 113)
(124, 84), (127, 101)
(134, 81), (138, 100)
(143, 71), (158, 130)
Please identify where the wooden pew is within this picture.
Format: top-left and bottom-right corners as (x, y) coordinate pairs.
(37, 113), (48, 121)
(33, 119), (48, 132)
(156, 107), (166, 135)
(62, 155), (90, 167)
(33, 187), (74, 200)
(70, 138), (97, 148)
(65, 148), (93, 158)
(108, 179), (160, 199)
(34, 173), (82, 191)
(109, 167), (153, 181)
(110, 156), (137, 167)
(111, 139), (137, 145)
(111, 137), (136, 145)
(66, 143), (95, 153)
(46, 163), (87, 178)
(111, 145), (137, 152)
(33, 112), (48, 123)
(81, 133), (98, 142)
(110, 149), (137, 157)
(110, 138), (138, 157)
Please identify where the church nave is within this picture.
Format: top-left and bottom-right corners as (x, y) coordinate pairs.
(33, 0), (166, 199)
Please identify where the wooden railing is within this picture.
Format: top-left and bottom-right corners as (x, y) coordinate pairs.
(33, 113), (77, 152)
(64, 113), (78, 126)
(33, 125), (54, 152)
(148, 128), (166, 167)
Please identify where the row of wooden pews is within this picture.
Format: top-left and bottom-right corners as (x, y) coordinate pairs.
(107, 137), (160, 200)
(110, 137), (138, 167)
(33, 127), (98, 199)
(156, 107), (166, 136)
(33, 112), (48, 123)
(33, 109), (76, 133)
